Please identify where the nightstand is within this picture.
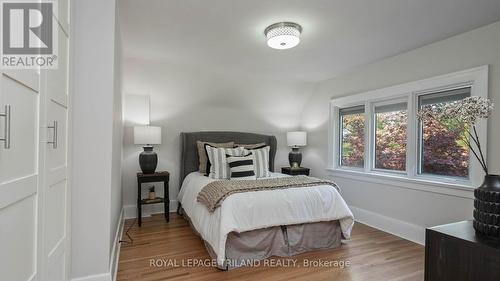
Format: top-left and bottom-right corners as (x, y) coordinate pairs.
(137, 171), (169, 226)
(281, 167), (310, 176)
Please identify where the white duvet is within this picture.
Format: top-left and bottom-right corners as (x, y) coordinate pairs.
(177, 172), (354, 267)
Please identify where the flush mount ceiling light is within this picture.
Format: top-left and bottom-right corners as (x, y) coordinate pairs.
(264, 22), (302, 50)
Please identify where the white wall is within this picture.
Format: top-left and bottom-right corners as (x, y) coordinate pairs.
(70, 0), (122, 280)
(300, 21), (500, 243)
(121, 57), (316, 217)
(109, 2), (124, 276)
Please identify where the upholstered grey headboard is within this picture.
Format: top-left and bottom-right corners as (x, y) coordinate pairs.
(180, 131), (277, 187)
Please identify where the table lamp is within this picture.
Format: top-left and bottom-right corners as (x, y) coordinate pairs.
(134, 126), (162, 174)
(287, 131), (307, 168)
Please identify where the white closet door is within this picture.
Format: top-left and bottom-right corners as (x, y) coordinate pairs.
(0, 1), (70, 280)
(40, 9), (70, 281)
(0, 70), (40, 281)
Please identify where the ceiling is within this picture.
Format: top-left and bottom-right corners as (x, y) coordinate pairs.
(118, 0), (500, 82)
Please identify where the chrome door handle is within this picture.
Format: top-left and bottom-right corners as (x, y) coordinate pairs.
(0, 105), (11, 149)
(47, 121), (58, 149)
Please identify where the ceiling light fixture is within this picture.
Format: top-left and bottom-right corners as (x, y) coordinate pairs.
(264, 22), (302, 50)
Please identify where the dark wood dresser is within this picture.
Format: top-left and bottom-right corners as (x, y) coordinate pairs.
(425, 220), (500, 281)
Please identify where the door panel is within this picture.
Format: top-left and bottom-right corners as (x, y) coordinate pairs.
(41, 16), (69, 281)
(47, 25), (68, 106)
(47, 101), (67, 169)
(53, 0), (70, 36)
(0, 74), (39, 183)
(0, 70), (40, 281)
(0, 195), (37, 281)
(46, 180), (66, 252)
(47, 251), (66, 281)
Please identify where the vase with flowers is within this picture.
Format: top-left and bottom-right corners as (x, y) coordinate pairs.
(418, 96), (498, 238)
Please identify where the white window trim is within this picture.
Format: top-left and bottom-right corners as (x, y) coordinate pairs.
(328, 65), (489, 196)
(370, 97), (409, 174)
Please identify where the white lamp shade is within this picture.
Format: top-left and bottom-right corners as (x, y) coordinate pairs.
(287, 131), (307, 147)
(134, 126), (162, 145)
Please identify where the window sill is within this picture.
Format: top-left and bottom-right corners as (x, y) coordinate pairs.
(325, 167), (475, 199)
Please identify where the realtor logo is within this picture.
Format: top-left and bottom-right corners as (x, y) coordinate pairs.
(1, 1), (58, 69)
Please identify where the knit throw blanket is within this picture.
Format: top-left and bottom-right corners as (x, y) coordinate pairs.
(197, 175), (340, 212)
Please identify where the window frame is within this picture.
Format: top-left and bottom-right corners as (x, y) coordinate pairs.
(338, 105), (366, 170)
(328, 66), (489, 190)
(370, 98), (409, 174)
(416, 86), (472, 181)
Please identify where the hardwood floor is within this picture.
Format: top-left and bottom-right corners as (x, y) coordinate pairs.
(117, 214), (424, 281)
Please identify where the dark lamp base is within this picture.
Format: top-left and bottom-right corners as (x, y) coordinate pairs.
(139, 146), (158, 174)
(288, 147), (302, 168)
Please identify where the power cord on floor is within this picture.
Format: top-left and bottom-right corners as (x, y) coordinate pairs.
(119, 218), (136, 244)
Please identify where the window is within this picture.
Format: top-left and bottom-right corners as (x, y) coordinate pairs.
(330, 66), (488, 188)
(418, 88), (471, 178)
(374, 102), (407, 171)
(339, 106), (365, 168)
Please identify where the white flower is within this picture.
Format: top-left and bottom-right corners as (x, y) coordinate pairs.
(417, 96), (494, 125)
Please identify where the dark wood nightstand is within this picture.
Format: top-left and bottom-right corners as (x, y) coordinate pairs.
(425, 220), (500, 281)
(281, 167), (310, 176)
(137, 171), (169, 226)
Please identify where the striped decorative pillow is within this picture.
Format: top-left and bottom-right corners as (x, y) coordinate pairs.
(227, 154), (256, 180)
(196, 141), (234, 173)
(205, 145), (245, 179)
(245, 146), (271, 178)
(234, 142), (266, 149)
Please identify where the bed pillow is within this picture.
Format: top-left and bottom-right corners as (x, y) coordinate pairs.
(205, 145), (245, 179)
(196, 141), (234, 173)
(234, 142), (266, 149)
(227, 154), (256, 180)
(245, 146), (271, 178)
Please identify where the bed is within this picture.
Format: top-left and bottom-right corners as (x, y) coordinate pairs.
(177, 131), (354, 270)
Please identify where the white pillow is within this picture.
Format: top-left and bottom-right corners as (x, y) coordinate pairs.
(205, 146), (245, 179)
(227, 154), (256, 180)
(245, 146), (270, 178)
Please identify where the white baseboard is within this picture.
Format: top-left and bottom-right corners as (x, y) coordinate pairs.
(71, 272), (111, 281)
(123, 200), (178, 219)
(71, 208), (124, 281)
(349, 205), (425, 245)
